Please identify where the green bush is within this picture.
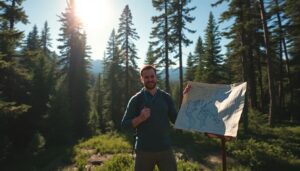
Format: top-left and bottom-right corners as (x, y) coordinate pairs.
(75, 132), (131, 154)
(93, 154), (200, 171)
(73, 132), (132, 169)
(227, 138), (297, 170)
(95, 154), (134, 171)
(177, 159), (200, 171)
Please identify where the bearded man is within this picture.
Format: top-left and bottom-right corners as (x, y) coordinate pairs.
(121, 65), (191, 171)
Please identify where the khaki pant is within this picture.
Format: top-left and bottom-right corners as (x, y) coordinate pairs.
(134, 149), (177, 171)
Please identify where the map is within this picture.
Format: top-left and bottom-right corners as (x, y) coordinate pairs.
(175, 82), (247, 137)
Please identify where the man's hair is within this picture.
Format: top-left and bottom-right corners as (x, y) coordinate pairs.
(140, 65), (156, 76)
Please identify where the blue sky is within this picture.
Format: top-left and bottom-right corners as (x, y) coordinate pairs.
(17, 0), (229, 67)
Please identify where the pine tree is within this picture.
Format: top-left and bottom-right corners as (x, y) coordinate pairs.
(285, 0), (300, 121)
(185, 52), (195, 81)
(117, 5), (140, 102)
(25, 25), (41, 51)
(150, 0), (175, 93)
(194, 36), (205, 81)
(18, 24), (57, 150)
(285, 0), (300, 63)
(199, 12), (223, 83)
(170, 0), (195, 104)
(213, 0), (264, 130)
(258, 0), (277, 126)
(0, 0), (29, 101)
(104, 29), (124, 129)
(41, 21), (52, 55)
(145, 45), (157, 65)
(90, 73), (108, 133)
(0, 0), (33, 157)
(268, 0), (294, 119)
(57, 0), (90, 140)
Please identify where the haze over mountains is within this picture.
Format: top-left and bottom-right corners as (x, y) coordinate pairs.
(89, 59), (185, 81)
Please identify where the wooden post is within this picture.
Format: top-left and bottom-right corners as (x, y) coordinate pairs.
(205, 133), (233, 171)
(221, 137), (226, 171)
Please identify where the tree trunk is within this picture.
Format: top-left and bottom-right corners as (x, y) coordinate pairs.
(237, 0), (248, 132)
(164, 0), (171, 93)
(177, 0), (183, 106)
(125, 31), (129, 102)
(255, 48), (265, 112)
(246, 0), (257, 109)
(258, 0), (276, 126)
(278, 39), (284, 116)
(274, 0), (294, 121)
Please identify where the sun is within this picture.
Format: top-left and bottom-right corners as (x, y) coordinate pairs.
(74, 0), (116, 59)
(75, 0), (113, 29)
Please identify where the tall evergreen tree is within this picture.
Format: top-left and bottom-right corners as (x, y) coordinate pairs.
(117, 5), (140, 102)
(20, 24), (56, 150)
(0, 0), (29, 101)
(285, 0), (300, 121)
(170, 0), (195, 104)
(25, 25), (41, 51)
(91, 73), (108, 133)
(194, 36), (205, 81)
(145, 45), (157, 65)
(57, 0), (90, 140)
(150, 0), (175, 92)
(285, 0), (300, 64)
(258, 0), (277, 126)
(268, 0), (293, 119)
(185, 52), (195, 81)
(0, 0), (32, 158)
(41, 21), (52, 55)
(213, 0), (263, 130)
(198, 12), (223, 83)
(104, 29), (124, 129)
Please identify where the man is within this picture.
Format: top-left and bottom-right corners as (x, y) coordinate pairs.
(121, 65), (190, 171)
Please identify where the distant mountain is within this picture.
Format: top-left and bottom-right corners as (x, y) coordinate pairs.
(159, 67), (186, 81)
(89, 59), (104, 75)
(89, 60), (186, 82)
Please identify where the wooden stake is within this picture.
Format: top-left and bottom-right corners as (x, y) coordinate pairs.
(205, 133), (233, 171)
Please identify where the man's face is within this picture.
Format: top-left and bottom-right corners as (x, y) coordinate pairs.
(141, 69), (157, 90)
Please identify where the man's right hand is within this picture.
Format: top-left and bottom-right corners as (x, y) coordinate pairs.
(139, 107), (151, 122)
(132, 107), (150, 128)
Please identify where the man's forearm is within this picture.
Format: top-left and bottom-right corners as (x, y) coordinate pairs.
(132, 107), (150, 128)
(132, 116), (143, 128)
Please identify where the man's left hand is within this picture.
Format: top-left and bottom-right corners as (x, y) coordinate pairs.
(183, 84), (191, 94)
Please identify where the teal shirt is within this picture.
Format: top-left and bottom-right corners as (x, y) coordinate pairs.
(121, 88), (177, 152)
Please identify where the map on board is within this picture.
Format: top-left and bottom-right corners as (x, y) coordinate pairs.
(175, 82), (247, 137)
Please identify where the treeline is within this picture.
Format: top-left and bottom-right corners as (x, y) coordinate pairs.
(191, 0), (300, 128)
(0, 0), (299, 166)
(0, 0), (91, 161)
(0, 0), (143, 163)
(148, 0), (300, 128)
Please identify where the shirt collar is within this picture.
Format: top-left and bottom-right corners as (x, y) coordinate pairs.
(142, 87), (160, 97)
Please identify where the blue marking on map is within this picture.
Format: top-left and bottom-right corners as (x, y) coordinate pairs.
(184, 87), (230, 132)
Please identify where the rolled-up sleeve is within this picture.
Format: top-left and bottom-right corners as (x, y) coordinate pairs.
(121, 96), (138, 129)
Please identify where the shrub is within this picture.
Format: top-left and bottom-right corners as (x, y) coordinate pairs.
(177, 159), (200, 171)
(95, 154), (134, 171)
(73, 132), (132, 169)
(227, 138), (296, 170)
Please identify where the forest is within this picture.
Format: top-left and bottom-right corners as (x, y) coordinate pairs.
(0, 0), (299, 170)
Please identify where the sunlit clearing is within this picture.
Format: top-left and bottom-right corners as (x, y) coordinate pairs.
(75, 0), (113, 30)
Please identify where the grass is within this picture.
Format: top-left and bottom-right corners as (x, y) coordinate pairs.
(71, 131), (201, 171)
(2, 117), (299, 171)
(73, 132), (132, 169)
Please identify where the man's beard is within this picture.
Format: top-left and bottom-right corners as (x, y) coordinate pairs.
(144, 81), (156, 90)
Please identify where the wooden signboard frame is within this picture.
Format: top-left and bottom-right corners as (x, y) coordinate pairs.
(205, 133), (234, 171)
